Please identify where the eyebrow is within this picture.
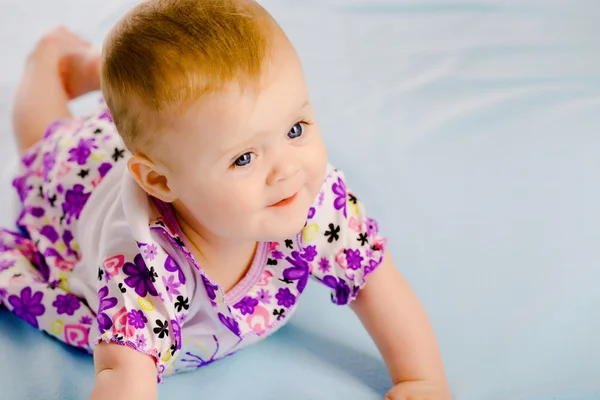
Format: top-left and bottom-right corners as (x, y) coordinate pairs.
(219, 99), (311, 160)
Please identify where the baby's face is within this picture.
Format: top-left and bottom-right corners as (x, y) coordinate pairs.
(160, 39), (328, 242)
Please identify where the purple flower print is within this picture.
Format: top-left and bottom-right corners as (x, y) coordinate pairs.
(233, 296), (259, 316)
(42, 149), (57, 181)
(68, 138), (97, 165)
(127, 309), (148, 329)
(307, 207), (316, 219)
(63, 230), (75, 255)
(98, 162), (112, 178)
(8, 287), (45, 329)
(11, 231), (28, 246)
(318, 190), (325, 206)
(283, 251), (310, 293)
(332, 177), (348, 218)
(30, 207), (45, 218)
(162, 275), (181, 301)
(275, 288), (296, 308)
(143, 244), (158, 261)
(12, 174), (33, 202)
(0, 259), (15, 273)
(97, 286), (118, 334)
(80, 315), (93, 325)
(62, 184), (91, 224)
(322, 276), (352, 305)
(256, 289), (272, 305)
(171, 319), (182, 350)
(32, 251), (50, 282)
(123, 254), (158, 297)
(22, 151), (37, 167)
(135, 334), (147, 350)
(40, 225), (59, 243)
(301, 245), (317, 262)
(52, 293), (81, 316)
(365, 258), (381, 275)
(164, 255), (186, 284)
(365, 218), (379, 237)
(48, 279), (61, 289)
(318, 257), (331, 273)
(43, 247), (62, 260)
(201, 275), (218, 301)
(218, 312), (240, 337)
(99, 108), (113, 122)
(346, 249), (364, 271)
(271, 250), (283, 260)
(43, 119), (63, 139)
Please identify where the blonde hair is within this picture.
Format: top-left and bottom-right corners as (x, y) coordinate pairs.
(101, 0), (277, 153)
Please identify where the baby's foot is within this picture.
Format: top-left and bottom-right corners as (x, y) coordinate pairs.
(59, 43), (101, 100)
(30, 26), (101, 100)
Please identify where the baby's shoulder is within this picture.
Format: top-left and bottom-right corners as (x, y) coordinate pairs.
(303, 163), (384, 254)
(308, 163), (355, 221)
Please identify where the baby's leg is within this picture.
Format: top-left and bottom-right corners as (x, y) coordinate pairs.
(12, 26), (101, 154)
(0, 229), (95, 352)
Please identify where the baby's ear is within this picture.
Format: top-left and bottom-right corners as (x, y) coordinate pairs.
(127, 155), (177, 203)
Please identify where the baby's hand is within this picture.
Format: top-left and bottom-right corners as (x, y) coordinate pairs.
(385, 380), (452, 400)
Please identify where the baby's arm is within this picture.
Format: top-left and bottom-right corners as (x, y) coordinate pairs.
(351, 253), (451, 399)
(89, 342), (157, 400)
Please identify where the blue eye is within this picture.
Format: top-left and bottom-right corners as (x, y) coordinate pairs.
(288, 123), (304, 139)
(234, 153), (253, 167)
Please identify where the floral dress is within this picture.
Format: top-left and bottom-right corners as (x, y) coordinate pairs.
(0, 99), (387, 381)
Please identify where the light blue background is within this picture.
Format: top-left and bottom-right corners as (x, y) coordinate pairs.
(0, 0), (598, 399)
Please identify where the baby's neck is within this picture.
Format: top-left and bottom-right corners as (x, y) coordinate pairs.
(174, 212), (258, 292)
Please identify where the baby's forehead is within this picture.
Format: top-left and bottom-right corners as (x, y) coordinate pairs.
(162, 82), (308, 154)
(196, 74), (307, 120)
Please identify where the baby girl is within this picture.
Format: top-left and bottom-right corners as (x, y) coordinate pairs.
(0, 0), (450, 399)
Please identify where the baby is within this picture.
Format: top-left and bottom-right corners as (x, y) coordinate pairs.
(0, 1), (450, 399)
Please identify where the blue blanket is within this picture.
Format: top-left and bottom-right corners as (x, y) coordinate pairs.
(1, 0), (599, 399)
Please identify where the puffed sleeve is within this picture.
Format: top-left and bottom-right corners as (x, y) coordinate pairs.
(92, 240), (190, 382)
(305, 165), (387, 305)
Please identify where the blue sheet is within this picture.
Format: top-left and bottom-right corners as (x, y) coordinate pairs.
(1, 1), (599, 399)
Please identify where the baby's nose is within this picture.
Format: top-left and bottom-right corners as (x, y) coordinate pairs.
(266, 162), (298, 186)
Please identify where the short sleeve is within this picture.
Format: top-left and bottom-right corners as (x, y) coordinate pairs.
(92, 241), (189, 382)
(306, 165), (387, 305)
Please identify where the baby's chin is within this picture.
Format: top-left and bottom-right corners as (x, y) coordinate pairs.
(259, 224), (306, 243)
(253, 212), (310, 243)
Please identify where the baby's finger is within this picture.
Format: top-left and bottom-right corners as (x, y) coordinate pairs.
(384, 383), (440, 400)
(384, 384), (409, 400)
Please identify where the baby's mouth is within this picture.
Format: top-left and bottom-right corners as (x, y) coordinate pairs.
(269, 193), (298, 208)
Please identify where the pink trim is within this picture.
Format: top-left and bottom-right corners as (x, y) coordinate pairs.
(93, 334), (165, 383)
(346, 244), (387, 305)
(224, 242), (268, 305)
(150, 197), (268, 305)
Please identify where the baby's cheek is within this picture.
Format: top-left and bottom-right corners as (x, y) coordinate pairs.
(218, 194), (252, 219)
(313, 142), (328, 176)
(311, 154), (328, 191)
